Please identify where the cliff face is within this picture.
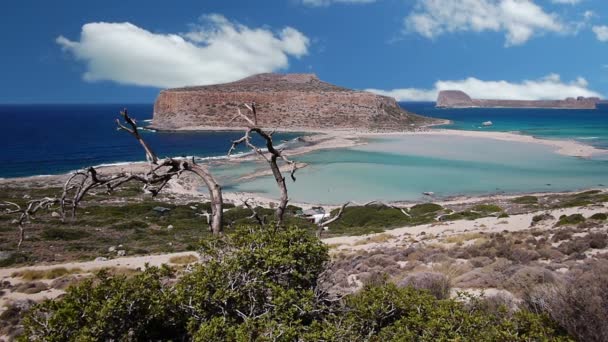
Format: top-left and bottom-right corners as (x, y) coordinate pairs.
(436, 90), (600, 109)
(152, 73), (433, 131)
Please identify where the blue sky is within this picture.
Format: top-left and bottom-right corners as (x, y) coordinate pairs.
(1, 0), (607, 103)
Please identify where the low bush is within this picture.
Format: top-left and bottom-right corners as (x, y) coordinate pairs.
(512, 196), (539, 205)
(588, 232), (608, 249)
(397, 272), (451, 299)
(20, 226), (573, 341)
(552, 229), (573, 242)
(556, 214), (585, 227)
(40, 228), (91, 241)
(589, 212), (608, 221)
(472, 204), (503, 214)
(525, 260), (608, 342)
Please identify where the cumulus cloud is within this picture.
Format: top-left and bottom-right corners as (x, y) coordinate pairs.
(404, 0), (566, 46)
(56, 14), (310, 88)
(366, 74), (602, 101)
(301, 0), (376, 6)
(592, 25), (608, 42)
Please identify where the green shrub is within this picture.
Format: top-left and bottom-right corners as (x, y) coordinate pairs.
(327, 205), (415, 235)
(472, 204), (503, 213)
(20, 226), (572, 341)
(408, 203), (443, 216)
(21, 267), (185, 341)
(589, 213), (608, 221)
(556, 214), (585, 227)
(512, 196), (539, 204)
(41, 228), (90, 241)
(442, 211), (483, 221)
(498, 213), (510, 218)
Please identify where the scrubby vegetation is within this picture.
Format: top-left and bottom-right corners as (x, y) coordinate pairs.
(18, 226), (571, 341)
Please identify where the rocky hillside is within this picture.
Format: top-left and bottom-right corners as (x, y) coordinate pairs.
(437, 90), (600, 109)
(152, 73), (436, 131)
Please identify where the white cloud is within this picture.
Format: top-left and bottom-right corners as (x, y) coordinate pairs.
(56, 15), (310, 88)
(366, 74), (602, 101)
(404, 0), (566, 46)
(593, 25), (608, 42)
(301, 0), (376, 6)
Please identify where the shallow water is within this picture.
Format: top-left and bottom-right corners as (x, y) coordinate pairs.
(225, 135), (608, 204)
(400, 102), (608, 149)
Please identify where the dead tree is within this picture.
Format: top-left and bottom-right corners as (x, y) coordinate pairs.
(1, 198), (60, 249)
(61, 109), (224, 235)
(228, 103), (298, 227)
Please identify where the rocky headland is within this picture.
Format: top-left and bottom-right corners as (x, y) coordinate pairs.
(437, 90), (601, 109)
(152, 73), (437, 131)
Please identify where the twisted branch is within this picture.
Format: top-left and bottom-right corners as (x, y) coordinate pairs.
(229, 103), (298, 227)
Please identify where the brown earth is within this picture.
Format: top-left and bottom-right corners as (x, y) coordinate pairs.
(152, 73), (436, 131)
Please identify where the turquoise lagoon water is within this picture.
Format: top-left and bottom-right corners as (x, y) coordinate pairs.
(221, 135), (608, 204)
(222, 103), (608, 204)
(402, 102), (608, 149)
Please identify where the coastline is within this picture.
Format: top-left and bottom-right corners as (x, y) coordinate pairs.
(1, 127), (605, 206)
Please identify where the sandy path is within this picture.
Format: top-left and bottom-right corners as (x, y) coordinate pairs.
(0, 251), (199, 281)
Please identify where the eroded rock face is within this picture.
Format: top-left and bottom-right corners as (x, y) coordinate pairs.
(436, 90), (600, 109)
(152, 73), (433, 131)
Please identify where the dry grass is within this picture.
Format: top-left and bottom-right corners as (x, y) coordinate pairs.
(444, 232), (484, 244)
(352, 233), (395, 246)
(169, 254), (199, 264)
(11, 267), (83, 281)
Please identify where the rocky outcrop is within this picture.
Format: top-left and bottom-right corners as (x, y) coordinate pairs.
(437, 90), (600, 109)
(152, 73), (435, 131)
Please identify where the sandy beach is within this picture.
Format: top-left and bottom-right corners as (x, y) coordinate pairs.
(1, 127), (605, 206)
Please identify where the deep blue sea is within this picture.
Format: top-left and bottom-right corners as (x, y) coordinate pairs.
(0, 104), (299, 178)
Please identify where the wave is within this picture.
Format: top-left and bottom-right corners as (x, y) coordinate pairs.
(578, 137), (600, 140)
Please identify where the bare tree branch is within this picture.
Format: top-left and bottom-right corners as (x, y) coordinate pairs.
(229, 103), (299, 227)
(2, 197), (60, 249)
(60, 108), (225, 235)
(242, 198), (266, 226)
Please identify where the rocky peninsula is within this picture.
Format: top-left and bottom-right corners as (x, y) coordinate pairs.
(152, 73), (436, 131)
(437, 90), (601, 109)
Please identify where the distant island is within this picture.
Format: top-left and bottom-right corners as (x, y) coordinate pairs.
(436, 90), (601, 109)
(151, 73), (437, 131)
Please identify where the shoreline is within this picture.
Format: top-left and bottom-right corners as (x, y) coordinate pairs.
(1, 127), (606, 206)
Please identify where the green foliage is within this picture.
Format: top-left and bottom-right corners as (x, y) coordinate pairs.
(21, 226), (572, 341)
(472, 204), (503, 214)
(305, 283), (571, 341)
(408, 203), (443, 216)
(556, 214), (586, 226)
(512, 196), (539, 204)
(41, 228), (91, 241)
(442, 210), (483, 221)
(590, 212), (608, 221)
(327, 204), (440, 236)
(498, 212), (510, 218)
(553, 190), (608, 209)
(0, 251), (31, 267)
(20, 266), (186, 341)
